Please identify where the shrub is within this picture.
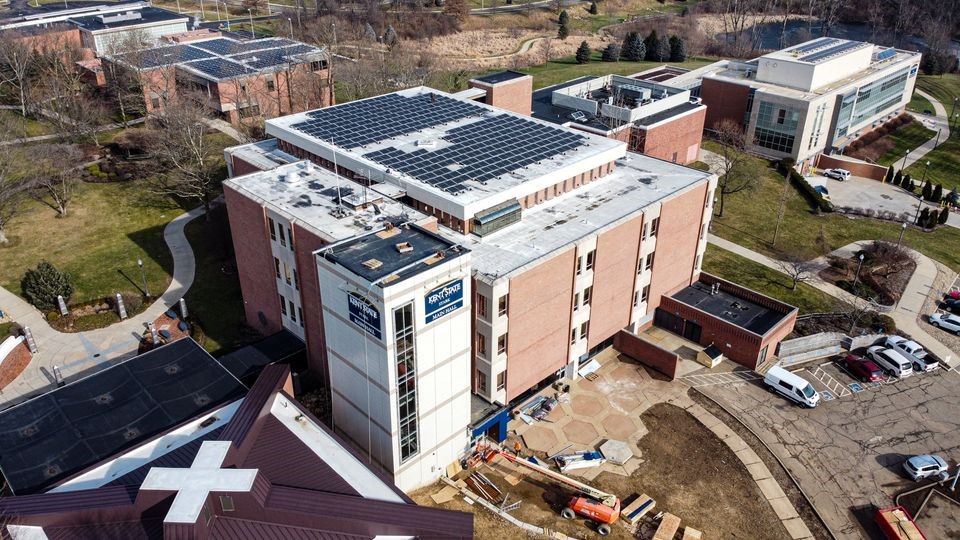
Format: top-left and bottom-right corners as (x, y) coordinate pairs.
(939, 207), (950, 225)
(668, 35), (686, 62)
(883, 165), (894, 184)
(588, 0), (598, 14)
(917, 207), (930, 227)
(894, 170), (902, 185)
(575, 41), (591, 64)
(559, 9), (569, 25)
(601, 43), (620, 62)
(922, 182), (933, 201)
(21, 261), (73, 311)
(557, 22), (569, 40)
(932, 183), (943, 202)
(121, 292), (144, 313)
(383, 25), (398, 47)
(644, 30), (660, 61)
(621, 32), (645, 61)
(778, 158), (833, 213)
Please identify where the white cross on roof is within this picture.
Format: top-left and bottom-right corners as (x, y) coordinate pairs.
(140, 440), (258, 523)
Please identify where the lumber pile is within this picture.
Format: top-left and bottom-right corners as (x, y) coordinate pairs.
(463, 472), (502, 503)
(682, 526), (703, 540)
(652, 513), (681, 540)
(620, 493), (656, 525)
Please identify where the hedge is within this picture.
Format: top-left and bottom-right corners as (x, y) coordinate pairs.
(778, 158), (834, 213)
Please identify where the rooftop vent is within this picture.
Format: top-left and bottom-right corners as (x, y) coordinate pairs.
(98, 11), (143, 24)
(417, 139), (437, 148)
(395, 242), (413, 254)
(362, 259), (383, 270)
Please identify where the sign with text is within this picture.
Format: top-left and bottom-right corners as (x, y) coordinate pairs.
(348, 292), (382, 340)
(425, 279), (464, 324)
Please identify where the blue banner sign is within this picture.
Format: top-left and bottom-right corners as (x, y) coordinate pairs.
(348, 292), (382, 339)
(425, 279), (464, 324)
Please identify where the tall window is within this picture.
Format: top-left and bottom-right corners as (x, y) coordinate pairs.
(298, 307), (304, 328)
(650, 217), (660, 237)
(268, 217), (276, 240)
(394, 303), (419, 463)
(274, 257), (281, 278)
(284, 263), (292, 285)
(279, 294), (287, 315)
(477, 371), (488, 393)
(497, 333), (508, 355)
(583, 286), (592, 306)
(498, 294), (509, 316)
(496, 371), (506, 391)
(645, 252), (655, 271)
(477, 293), (488, 319)
(289, 301), (296, 322)
(571, 328), (577, 345)
(579, 321), (589, 340)
(278, 224), (287, 247)
(477, 332), (487, 357)
(576, 256), (583, 275)
(585, 250), (596, 270)
(573, 293), (580, 311)
(293, 268), (299, 290)
(641, 285), (650, 303)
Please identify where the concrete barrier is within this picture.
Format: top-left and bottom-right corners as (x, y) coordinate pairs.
(0, 335), (25, 366)
(614, 330), (679, 380)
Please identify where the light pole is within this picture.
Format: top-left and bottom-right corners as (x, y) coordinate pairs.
(288, 17), (294, 39)
(224, 2), (230, 30)
(175, 0), (181, 13)
(920, 160), (931, 191)
(214, 0), (220, 21)
(199, 0), (205, 20)
(248, 8), (255, 39)
(138, 259), (150, 298)
(900, 148), (911, 172)
(897, 222), (907, 249)
(950, 97), (959, 122)
(853, 253), (865, 297)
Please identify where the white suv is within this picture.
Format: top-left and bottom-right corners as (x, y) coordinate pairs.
(867, 346), (913, 378)
(824, 168), (851, 181)
(930, 312), (960, 335)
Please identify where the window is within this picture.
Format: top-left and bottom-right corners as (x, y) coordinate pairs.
(394, 303), (419, 462)
(289, 301), (296, 322)
(642, 222), (649, 238)
(477, 370), (488, 393)
(579, 322), (589, 340)
(645, 252), (655, 271)
(496, 371), (506, 391)
(571, 328), (577, 345)
(279, 224), (287, 247)
(633, 291), (639, 307)
(286, 226), (294, 250)
(695, 254), (702, 270)
(641, 285), (650, 303)
(310, 60), (327, 71)
(284, 263), (292, 285)
(477, 293), (488, 318)
(498, 294), (509, 316)
(650, 218), (660, 237)
(266, 79), (275, 91)
(576, 256), (583, 275)
(298, 307), (304, 328)
(585, 250), (596, 270)
(700, 223), (707, 240)
(268, 217), (276, 240)
(477, 332), (487, 357)
(279, 294), (287, 315)
(776, 108), (786, 124)
(150, 96), (161, 109)
(573, 293), (580, 311)
(497, 333), (508, 355)
(583, 286), (592, 306)
(274, 257), (281, 279)
(293, 268), (299, 290)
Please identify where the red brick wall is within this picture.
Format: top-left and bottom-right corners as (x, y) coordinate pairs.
(657, 296), (764, 368)
(230, 154), (269, 177)
(291, 224), (330, 379)
(647, 184), (709, 312)
(816, 154), (887, 181)
(613, 330), (679, 380)
(701, 78), (751, 131)
(223, 184), (283, 336)
(505, 249), (576, 401)
(471, 76), (533, 116)
(634, 107), (707, 165)
(588, 215), (643, 349)
(213, 64), (332, 122)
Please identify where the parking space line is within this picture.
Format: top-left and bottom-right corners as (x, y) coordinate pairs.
(807, 367), (852, 398)
(681, 371), (761, 387)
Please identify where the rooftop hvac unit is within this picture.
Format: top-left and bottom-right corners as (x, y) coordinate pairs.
(417, 139), (437, 148)
(98, 11), (143, 24)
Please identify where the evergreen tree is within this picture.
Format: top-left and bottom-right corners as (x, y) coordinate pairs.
(893, 169), (902, 185)
(21, 261), (73, 311)
(657, 34), (670, 61)
(939, 207), (950, 225)
(557, 22), (569, 40)
(918, 207), (930, 227)
(621, 32), (645, 61)
(602, 43), (620, 62)
(383, 25), (398, 47)
(932, 183), (943, 202)
(362, 22), (377, 42)
(575, 41), (591, 64)
(902, 174), (912, 190)
(922, 181), (933, 201)
(559, 9), (569, 26)
(644, 30), (659, 61)
(884, 165), (894, 184)
(926, 209), (939, 229)
(668, 35), (686, 62)
(588, 0), (598, 14)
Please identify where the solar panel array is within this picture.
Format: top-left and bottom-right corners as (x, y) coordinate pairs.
(799, 40), (868, 63)
(191, 37), (295, 55)
(183, 58), (256, 79)
(788, 37), (839, 55)
(232, 44), (316, 69)
(131, 44), (215, 69)
(363, 113), (586, 195)
(874, 47), (897, 62)
(291, 93), (480, 149)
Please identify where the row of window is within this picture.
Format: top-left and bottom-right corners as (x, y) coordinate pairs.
(573, 286), (593, 311)
(576, 249), (596, 275)
(267, 217), (295, 250)
(278, 293), (304, 328)
(274, 257), (300, 290)
(476, 370), (506, 394)
(394, 303), (419, 463)
(476, 293), (509, 320)
(570, 321), (590, 345)
(476, 332), (508, 357)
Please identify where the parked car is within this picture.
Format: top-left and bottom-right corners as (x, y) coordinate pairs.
(941, 297), (960, 313)
(912, 355), (940, 373)
(841, 354), (885, 382)
(884, 335), (927, 360)
(866, 346), (913, 379)
(929, 312), (960, 335)
(763, 365), (820, 408)
(823, 168), (851, 181)
(903, 454), (948, 481)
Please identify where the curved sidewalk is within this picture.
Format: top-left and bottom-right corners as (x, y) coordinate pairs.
(902, 89), (951, 169)
(0, 206), (205, 405)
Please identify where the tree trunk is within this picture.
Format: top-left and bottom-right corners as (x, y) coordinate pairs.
(0, 227), (8, 244)
(717, 190), (726, 218)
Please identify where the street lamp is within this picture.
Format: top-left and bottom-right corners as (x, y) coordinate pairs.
(950, 97), (959, 122)
(853, 253), (865, 297)
(199, 0), (205, 20)
(224, 2), (230, 30)
(920, 160), (931, 191)
(900, 148), (911, 172)
(897, 222), (907, 249)
(137, 259), (150, 298)
(175, 0), (181, 13)
(214, 0), (220, 21)
(288, 17), (294, 39)
(248, 8), (255, 39)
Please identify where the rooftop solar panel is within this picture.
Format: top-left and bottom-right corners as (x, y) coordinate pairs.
(799, 40), (868, 63)
(231, 45), (318, 69)
(125, 44), (216, 69)
(183, 58), (256, 79)
(788, 37), (839, 54)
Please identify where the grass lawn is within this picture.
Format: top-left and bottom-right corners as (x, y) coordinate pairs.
(518, 54), (714, 89)
(906, 92), (934, 114)
(0, 321), (14, 338)
(703, 140), (960, 273)
(702, 245), (846, 315)
(0, 181), (181, 306)
(0, 110), (55, 139)
(873, 121), (935, 166)
(915, 73), (960, 113)
(183, 206), (256, 355)
(903, 74), (960, 192)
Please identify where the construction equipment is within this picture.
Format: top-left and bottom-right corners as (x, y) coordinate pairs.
(487, 448), (621, 536)
(874, 506), (927, 540)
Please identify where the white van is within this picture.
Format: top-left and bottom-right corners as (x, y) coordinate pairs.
(763, 366), (820, 408)
(866, 346), (913, 378)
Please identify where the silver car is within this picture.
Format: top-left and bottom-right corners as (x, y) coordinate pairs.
(903, 454), (948, 481)
(930, 312), (960, 335)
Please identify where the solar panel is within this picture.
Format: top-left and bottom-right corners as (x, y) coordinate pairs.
(788, 37), (839, 55)
(230, 45), (318, 69)
(183, 58), (256, 79)
(125, 44), (216, 69)
(874, 48), (896, 62)
(799, 40), (868, 63)
(192, 37), (297, 55)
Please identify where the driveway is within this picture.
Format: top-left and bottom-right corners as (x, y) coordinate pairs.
(691, 360), (960, 539)
(811, 173), (956, 229)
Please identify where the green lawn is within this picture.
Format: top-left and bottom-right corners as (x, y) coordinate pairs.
(517, 54), (714, 89)
(906, 92), (934, 114)
(703, 140), (960, 273)
(702, 245), (846, 315)
(874, 121), (936, 166)
(916, 73), (960, 114)
(0, 110), (55, 139)
(904, 74), (960, 192)
(0, 181), (181, 305)
(183, 206), (257, 355)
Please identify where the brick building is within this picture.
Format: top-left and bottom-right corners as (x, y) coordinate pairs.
(102, 36), (332, 125)
(220, 86), (796, 491)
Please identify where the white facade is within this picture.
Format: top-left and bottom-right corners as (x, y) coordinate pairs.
(316, 236), (472, 492)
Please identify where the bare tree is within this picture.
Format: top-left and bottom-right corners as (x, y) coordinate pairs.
(711, 119), (754, 218)
(539, 37), (555, 64)
(0, 32), (38, 117)
(775, 251), (817, 290)
(28, 144), (86, 218)
(146, 100), (222, 216)
(0, 146), (30, 244)
(817, 0), (848, 37)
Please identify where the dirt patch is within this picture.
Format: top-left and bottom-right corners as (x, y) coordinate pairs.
(0, 342), (32, 390)
(413, 401), (789, 539)
(691, 390), (834, 540)
(819, 254), (915, 306)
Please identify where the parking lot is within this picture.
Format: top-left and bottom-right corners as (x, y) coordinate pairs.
(692, 356), (960, 539)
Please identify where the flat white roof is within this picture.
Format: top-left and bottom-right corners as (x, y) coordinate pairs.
(447, 152), (712, 280)
(224, 161), (424, 243)
(265, 87), (625, 218)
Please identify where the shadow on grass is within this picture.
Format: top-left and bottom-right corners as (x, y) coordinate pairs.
(127, 222), (175, 281)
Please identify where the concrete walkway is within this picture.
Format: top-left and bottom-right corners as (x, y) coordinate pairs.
(203, 118), (251, 144)
(708, 234), (956, 364)
(0, 205), (205, 406)
(902, 89), (951, 169)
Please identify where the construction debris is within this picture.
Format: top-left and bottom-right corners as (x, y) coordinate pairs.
(430, 485), (459, 504)
(555, 450), (606, 472)
(682, 526), (703, 540)
(599, 439), (632, 466)
(621, 493), (656, 525)
(652, 512), (681, 540)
